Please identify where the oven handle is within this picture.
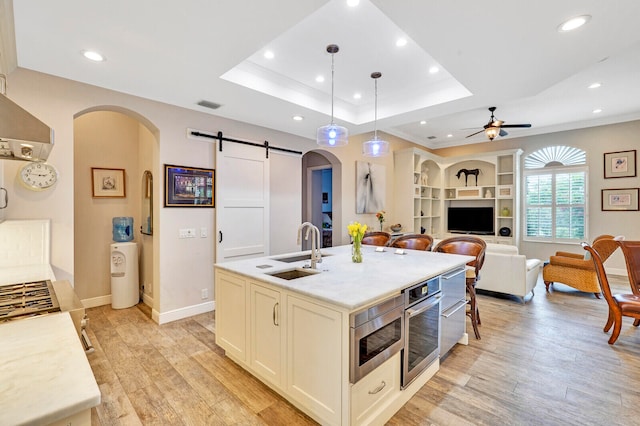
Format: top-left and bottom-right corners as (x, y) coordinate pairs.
(406, 294), (441, 318)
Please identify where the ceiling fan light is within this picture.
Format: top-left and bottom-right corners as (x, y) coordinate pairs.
(485, 127), (500, 141)
(317, 124), (348, 147)
(363, 138), (389, 157)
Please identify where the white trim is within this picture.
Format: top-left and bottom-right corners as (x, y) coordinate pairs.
(81, 294), (111, 308)
(156, 301), (215, 325)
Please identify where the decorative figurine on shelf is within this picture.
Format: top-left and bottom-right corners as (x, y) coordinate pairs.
(420, 167), (429, 186)
(455, 168), (480, 186)
(376, 210), (385, 231)
(420, 226), (426, 234)
(485, 189), (493, 198)
(347, 222), (367, 263)
(501, 206), (511, 217)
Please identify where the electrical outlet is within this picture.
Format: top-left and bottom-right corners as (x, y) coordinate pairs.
(179, 228), (197, 238)
(201, 288), (208, 299)
(200, 227), (208, 238)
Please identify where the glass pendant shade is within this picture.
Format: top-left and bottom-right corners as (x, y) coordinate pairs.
(317, 123), (348, 147)
(362, 138), (390, 157)
(317, 44), (348, 148)
(362, 71), (389, 157)
(485, 126), (500, 141)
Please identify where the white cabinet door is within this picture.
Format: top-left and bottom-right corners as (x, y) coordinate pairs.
(250, 282), (282, 387)
(286, 295), (342, 425)
(215, 271), (247, 362)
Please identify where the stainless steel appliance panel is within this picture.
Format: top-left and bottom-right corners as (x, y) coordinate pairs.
(439, 267), (466, 357)
(350, 294), (405, 384)
(402, 292), (441, 388)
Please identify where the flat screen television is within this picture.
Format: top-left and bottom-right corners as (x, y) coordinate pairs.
(447, 207), (494, 235)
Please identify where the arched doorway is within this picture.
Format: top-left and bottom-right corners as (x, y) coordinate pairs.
(302, 149), (342, 248)
(73, 107), (159, 314)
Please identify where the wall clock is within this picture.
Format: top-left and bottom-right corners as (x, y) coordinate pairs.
(19, 162), (59, 191)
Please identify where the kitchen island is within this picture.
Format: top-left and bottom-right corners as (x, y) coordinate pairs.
(214, 244), (471, 425)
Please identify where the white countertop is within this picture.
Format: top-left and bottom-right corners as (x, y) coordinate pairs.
(0, 312), (101, 425)
(215, 244), (472, 310)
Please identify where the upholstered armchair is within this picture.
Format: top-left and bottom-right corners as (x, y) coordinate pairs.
(543, 235), (619, 298)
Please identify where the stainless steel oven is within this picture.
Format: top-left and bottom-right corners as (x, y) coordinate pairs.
(402, 276), (442, 388)
(350, 294), (404, 384)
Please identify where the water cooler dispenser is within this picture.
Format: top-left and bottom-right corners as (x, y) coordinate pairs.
(110, 217), (139, 309)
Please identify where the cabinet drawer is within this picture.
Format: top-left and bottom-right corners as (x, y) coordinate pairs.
(351, 352), (400, 425)
(441, 300), (466, 357)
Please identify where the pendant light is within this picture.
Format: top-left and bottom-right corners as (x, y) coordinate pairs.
(317, 44), (348, 147)
(362, 72), (389, 157)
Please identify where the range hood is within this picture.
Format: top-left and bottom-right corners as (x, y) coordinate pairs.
(0, 93), (54, 162)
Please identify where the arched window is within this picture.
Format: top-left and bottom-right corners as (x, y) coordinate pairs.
(524, 146), (587, 242)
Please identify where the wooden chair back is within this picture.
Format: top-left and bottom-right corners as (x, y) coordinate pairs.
(389, 234), (433, 251)
(361, 231), (391, 246)
(583, 240), (619, 303)
(433, 236), (487, 277)
(617, 240), (640, 295)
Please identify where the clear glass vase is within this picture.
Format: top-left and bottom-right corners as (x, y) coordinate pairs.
(352, 239), (363, 263)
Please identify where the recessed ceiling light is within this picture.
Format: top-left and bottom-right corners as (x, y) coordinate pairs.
(588, 82), (602, 89)
(558, 15), (591, 32)
(592, 108), (602, 114)
(447, 134), (453, 138)
(82, 50), (105, 62)
(428, 66), (439, 74)
(264, 50), (275, 59)
(347, 0), (360, 7)
(292, 115), (304, 121)
(420, 120), (427, 125)
(315, 75), (325, 83)
(353, 93), (362, 100)
(396, 38), (407, 47)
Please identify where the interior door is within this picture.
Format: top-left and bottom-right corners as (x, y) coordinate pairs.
(216, 142), (269, 262)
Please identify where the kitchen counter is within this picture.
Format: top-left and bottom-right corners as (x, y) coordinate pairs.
(215, 244), (472, 311)
(0, 312), (100, 425)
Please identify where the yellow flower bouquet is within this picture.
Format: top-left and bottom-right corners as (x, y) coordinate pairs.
(347, 222), (367, 263)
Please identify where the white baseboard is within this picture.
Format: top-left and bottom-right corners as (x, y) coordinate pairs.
(142, 292), (153, 306)
(156, 301), (215, 325)
(81, 295), (111, 309)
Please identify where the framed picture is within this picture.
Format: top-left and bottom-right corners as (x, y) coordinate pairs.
(604, 150), (636, 178)
(601, 188), (639, 211)
(164, 164), (214, 207)
(92, 167), (126, 198)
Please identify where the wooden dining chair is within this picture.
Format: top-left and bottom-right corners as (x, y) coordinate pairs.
(389, 234), (433, 251)
(433, 236), (486, 339)
(583, 240), (640, 345)
(361, 231), (392, 247)
(616, 240), (640, 326)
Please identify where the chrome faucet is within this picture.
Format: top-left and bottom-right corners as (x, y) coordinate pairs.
(297, 222), (322, 269)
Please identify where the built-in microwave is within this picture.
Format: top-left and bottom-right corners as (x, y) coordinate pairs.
(349, 294), (405, 384)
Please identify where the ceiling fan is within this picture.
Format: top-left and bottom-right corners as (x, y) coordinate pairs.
(466, 107), (531, 140)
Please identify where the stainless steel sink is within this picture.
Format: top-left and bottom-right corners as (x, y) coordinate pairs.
(267, 268), (320, 280)
(272, 253), (332, 263)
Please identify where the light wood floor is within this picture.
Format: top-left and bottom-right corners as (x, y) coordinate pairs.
(87, 275), (640, 425)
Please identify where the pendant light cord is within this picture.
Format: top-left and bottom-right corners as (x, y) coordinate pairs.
(330, 52), (335, 125)
(373, 78), (378, 140)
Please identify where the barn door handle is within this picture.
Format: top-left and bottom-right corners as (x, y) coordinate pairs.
(218, 231), (223, 243)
